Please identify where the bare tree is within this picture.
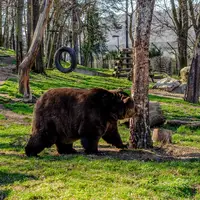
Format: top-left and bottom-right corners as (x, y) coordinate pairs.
(184, 38), (200, 103)
(184, 0), (200, 103)
(31, 0), (45, 73)
(153, 0), (189, 71)
(129, 0), (155, 148)
(16, 0), (24, 71)
(19, 0), (53, 100)
(0, 0), (3, 46)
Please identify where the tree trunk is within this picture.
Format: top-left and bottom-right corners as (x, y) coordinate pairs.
(3, 1), (9, 48)
(177, 34), (188, 70)
(184, 40), (200, 103)
(0, 1), (3, 46)
(72, 0), (79, 63)
(10, 3), (15, 51)
(19, 0), (53, 99)
(16, 0), (24, 72)
(129, 0), (155, 149)
(27, 0), (32, 50)
(170, 0), (188, 70)
(31, 0), (45, 73)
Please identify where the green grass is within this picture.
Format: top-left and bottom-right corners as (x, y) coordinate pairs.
(0, 114), (6, 120)
(77, 65), (114, 75)
(150, 94), (200, 120)
(0, 124), (200, 200)
(172, 126), (200, 148)
(0, 47), (16, 57)
(1, 67), (200, 199)
(62, 61), (114, 75)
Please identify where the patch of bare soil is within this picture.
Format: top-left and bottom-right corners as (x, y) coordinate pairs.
(0, 104), (31, 125)
(149, 89), (184, 99)
(2, 144), (200, 162)
(93, 144), (200, 161)
(0, 65), (17, 85)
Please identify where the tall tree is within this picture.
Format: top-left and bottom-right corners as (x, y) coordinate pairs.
(82, 3), (107, 67)
(184, 0), (200, 104)
(184, 39), (200, 103)
(153, 0), (189, 71)
(129, 0), (155, 148)
(19, 0), (53, 100)
(16, 0), (24, 71)
(188, 0), (200, 39)
(3, 0), (9, 48)
(31, 0), (45, 73)
(27, 0), (32, 50)
(0, 0), (3, 46)
(171, 0), (188, 70)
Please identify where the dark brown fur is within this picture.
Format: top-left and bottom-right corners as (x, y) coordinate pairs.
(25, 88), (134, 156)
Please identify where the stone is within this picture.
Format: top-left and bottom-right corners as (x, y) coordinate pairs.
(152, 128), (172, 144)
(149, 102), (166, 127)
(180, 66), (190, 83)
(171, 83), (187, 94)
(153, 77), (181, 92)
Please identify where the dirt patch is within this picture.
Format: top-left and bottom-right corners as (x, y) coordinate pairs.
(0, 104), (32, 125)
(1, 142), (200, 162)
(93, 144), (200, 161)
(149, 89), (184, 99)
(45, 144), (200, 162)
(0, 65), (17, 83)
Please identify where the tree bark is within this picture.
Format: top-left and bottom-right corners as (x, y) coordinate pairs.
(10, 3), (15, 51)
(0, 1), (3, 46)
(31, 0), (45, 73)
(3, 0), (9, 48)
(170, 0), (188, 70)
(27, 0), (32, 50)
(16, 0), (24, 72)
(19, 0), (53, 99)
(184, 40), (200, 103)
(129, 0), (155, 149)
(72, 0), (79, 63)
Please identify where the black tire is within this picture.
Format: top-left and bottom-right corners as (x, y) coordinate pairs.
(54, 46), (77, 73)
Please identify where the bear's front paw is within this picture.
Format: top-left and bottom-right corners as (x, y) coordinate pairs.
(115, 143), (128, 149)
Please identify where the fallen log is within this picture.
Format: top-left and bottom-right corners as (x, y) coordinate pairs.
(167, 120), (200, 128)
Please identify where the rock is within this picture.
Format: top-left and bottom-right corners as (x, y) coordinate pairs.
(150, 56), (172, 75)
(152, 128), (172, 144)
(171, 83), (187, 94)
(180, 66), (190, 83)
(119, 101), (166, 128)
(149, 102), (166, 127)
(153, 77), (181, 92)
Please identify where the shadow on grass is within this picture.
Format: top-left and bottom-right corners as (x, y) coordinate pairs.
(3, 103), (33, 115)
(26, 144), (200, 163)
(1, 139), (200, 162)
(0, 190), (11, 200)
(0, 135), (28, 151)
(0, 171), (36, 186)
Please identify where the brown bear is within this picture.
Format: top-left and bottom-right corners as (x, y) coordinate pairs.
(25, 88), (134, 156)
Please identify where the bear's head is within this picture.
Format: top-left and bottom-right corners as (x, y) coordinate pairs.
(108, 90), (135, 120)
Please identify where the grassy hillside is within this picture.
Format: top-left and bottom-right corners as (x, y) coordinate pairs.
(0, 47), (16, 57)
(0, 68), (200, 199)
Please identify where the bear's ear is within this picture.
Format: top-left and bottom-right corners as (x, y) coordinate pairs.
(123, 97), (134, 107)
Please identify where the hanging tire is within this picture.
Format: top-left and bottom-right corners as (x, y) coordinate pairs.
(54, 46), (77, 73)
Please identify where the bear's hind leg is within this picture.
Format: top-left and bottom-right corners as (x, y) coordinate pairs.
(81, 137), (100, 154)
(56, 142), (77, 154)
